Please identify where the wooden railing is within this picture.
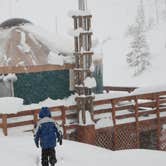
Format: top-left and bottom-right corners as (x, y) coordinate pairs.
(94, 91), (166, 126)
(0, 105), (79, 137)
(1, 87), (166, 150)
(93, 91), (166, 150)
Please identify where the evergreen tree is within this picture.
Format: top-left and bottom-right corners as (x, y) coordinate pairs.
(127, 0), (150, 76)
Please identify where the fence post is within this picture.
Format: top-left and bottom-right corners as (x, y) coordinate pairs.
(77, 124), (96, 145)
(134, 96), (140, 148)
(62, 106), (67, 139)
(33, 110), (38, 126)
(156, 94), (161, 150)
(111, 99), (117, 150)
(2, 114), (7, 136)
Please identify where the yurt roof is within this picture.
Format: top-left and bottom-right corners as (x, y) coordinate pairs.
(0, 18), (32, 29)
(0, 18), (74, 74)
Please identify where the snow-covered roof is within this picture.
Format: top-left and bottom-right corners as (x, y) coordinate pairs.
(0, 19), (75, 73)
(0, 18), (32, 29)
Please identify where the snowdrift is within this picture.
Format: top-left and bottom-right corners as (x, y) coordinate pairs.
(0, 134), (166, 166)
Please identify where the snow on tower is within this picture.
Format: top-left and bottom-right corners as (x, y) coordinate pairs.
(71, 0), (96, 124)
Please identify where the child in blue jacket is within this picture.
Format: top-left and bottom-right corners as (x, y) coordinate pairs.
(34, 107), (62, 166)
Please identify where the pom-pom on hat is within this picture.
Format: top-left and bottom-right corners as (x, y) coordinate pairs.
(39, 107), (51, 119)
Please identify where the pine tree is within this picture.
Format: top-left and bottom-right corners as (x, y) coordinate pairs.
(127, 0), (150, 76)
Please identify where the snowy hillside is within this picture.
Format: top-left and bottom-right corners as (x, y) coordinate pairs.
(104, 18), (166, 87)
(102, 0), (166, 87)
(0, 0), (166, 87)
(0, 133), (166, 166)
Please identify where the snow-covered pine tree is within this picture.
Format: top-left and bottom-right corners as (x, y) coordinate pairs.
(127, 0), (150, 76)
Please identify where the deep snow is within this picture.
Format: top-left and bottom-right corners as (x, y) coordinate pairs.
(0, 133), (166, 166)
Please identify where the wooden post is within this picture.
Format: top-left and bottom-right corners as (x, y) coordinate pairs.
(134, 97), (140, 148)
(2, 114), (7, 136)
(111, 99), (117, 150)
(33, 110), (38, 126)
(77, 124), (96, 145)
(62, 106), (67, 139)
(156, 94), (161, 150)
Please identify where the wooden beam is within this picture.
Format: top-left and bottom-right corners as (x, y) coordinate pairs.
(2, 114), (7, 136)
(0, 64), (74, 74)
(61, 106), (67, 139)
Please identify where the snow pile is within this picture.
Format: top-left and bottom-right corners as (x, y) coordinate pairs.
(73, 28), (93, 37)
(93, 52), (102, 61)
(3, 73), (17, 82)
(17, 30), (31, 53)
(85, 111), (94, 125)
(68, 10), (91, 17)
(131, 84), (166, 95)
(95, 91), (130, 101)
(0, 92), (132, 114)
(28, 33), (41, 47)
(23, 94), (77, 111)
(0, 75), (4, 80)
(84, 77), (97, 88)
(0, 28), (12, 63)
(73, 28), (84, 37)
(90, 63), (95, 72)
(0, 97), (23, 114)
(0, 134), (166, 166)
(95, 117), (113, 129)
(22, 24), (74, 55)
(79, 110), (94, 125)
(48, 51), (64, 66)
(16, 61), (25, 67)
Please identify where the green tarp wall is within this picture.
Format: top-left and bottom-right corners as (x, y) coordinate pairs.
(14, 70), (72, 104)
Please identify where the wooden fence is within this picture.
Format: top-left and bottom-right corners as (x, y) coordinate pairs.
(0, 105), (79, 138)
(1, 86), (166, 151)
(94, 90), (166, 150)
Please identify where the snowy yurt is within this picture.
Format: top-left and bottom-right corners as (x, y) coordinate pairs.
(0, 18), (103, 104)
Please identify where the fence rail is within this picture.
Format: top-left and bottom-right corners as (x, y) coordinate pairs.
(0, 105), (79, 138)
(94, 90), (166, 150)
(1, 87), (166, 151)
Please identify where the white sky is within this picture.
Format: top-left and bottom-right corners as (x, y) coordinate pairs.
(0, 0), (138, 38)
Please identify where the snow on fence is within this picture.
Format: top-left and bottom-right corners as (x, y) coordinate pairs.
(0, 105), (78, 137)
(94, 90), (166, 150)
(1, 86), (166, 151)
(103, 86), (137, 93)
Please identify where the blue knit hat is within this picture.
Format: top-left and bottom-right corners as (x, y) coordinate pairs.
(39, 107), (51, 119)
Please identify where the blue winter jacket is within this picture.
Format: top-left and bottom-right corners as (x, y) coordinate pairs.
(34, 107), (60, 149)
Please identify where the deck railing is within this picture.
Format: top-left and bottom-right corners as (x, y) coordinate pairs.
(1, 86), (166, 151)
(0, 105), (78, 137)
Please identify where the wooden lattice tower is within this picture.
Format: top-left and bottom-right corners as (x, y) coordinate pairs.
(73, 0), (95, 124)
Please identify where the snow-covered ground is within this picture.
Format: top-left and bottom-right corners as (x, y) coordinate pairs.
(0, 133), (166, 166)
(0, 1), (166, 164)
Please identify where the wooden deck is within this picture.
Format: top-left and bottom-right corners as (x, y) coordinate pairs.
(1, 86), (166, 150)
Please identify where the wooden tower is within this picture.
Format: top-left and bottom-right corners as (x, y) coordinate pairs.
(72, 0), (95, 124)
